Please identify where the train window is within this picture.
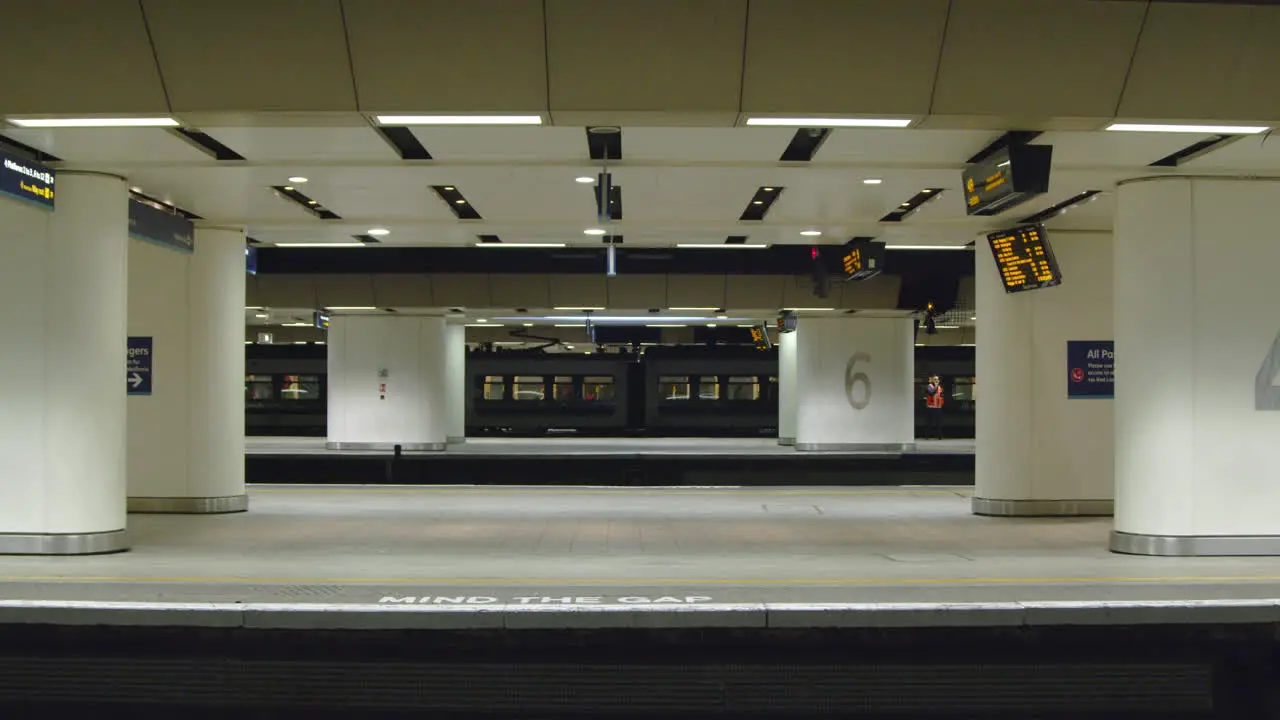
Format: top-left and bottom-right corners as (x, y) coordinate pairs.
(482, 375), (506, 400)
(726, 376), (759, 401)
(659, 376), (690, 400)
(552, 376), (575, 401)
(697, 376), (720, 400)
(513, 375), (545, 401)
(583, 376), (615, 402)
(245, 374), (274, 401)
(281, 374), (320, 401)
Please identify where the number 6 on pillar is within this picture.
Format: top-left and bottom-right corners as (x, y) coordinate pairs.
(1259, 330), (1280, 411)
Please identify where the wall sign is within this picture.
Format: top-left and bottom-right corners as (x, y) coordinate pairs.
(128, 198), (194, 253)
(1067, 340), (1113, 399)
(0, 150), (54, 209)
(127, 336), (153, 395)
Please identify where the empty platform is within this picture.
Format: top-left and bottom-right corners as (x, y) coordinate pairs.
(245, 437), (976, 486)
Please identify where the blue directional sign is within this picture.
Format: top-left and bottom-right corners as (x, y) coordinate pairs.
(1067, 340), (1114, 399)
(128, 198), (194, 253)
(127, 336), (153, 396)
(0, 150), (54, 209)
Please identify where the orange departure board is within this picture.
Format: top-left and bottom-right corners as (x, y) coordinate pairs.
(986, 225), (1062, 293)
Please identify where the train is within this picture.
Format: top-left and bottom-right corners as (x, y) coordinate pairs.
(245, 343), (976, 439)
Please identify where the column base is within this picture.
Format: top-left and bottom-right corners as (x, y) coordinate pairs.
(0, 529), (128, 555)
(794, 442), (912, 453)
(972, 497), (1113, 517)
(128, 495), (248, 514)
(1111, 531), (1280, 556)
(325, 441), (446, 451)
(447, 436), (467, 445)
(778, 437), (795, 446)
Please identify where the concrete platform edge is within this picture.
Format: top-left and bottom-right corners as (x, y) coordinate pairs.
(4, 599), (1280, 630)
(128, 495), (248, 514)
(972, 497), (1114, 517)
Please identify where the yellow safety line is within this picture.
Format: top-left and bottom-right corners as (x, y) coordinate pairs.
(0, 574), (1277, 586)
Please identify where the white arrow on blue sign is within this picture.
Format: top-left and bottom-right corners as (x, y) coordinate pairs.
(127, 336), (153, 395)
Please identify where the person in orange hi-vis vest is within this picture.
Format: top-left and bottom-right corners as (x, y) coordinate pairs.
(924, 375), (945, 440)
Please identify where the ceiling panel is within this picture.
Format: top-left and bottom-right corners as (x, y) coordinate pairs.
(344, 0), (547, 112)
(1038, 131), (1196, 167)
(195, 127), (398, 162)
(623, 128), (797, 163)
(1182, 135), (1280, 171)
(453, 167), (598, 222)
(409, 127), (588, 161)
(932, 0), (1146, 120)
(814, 129), (994, 165)
(619, 167), (774, 224)
(1118, 3), (1280, 120)
(142, 0), (356, 113)
(0, 0), (167, 115)
(741, 0), (948, 116)
(0, 128), (212, 165)
(545, 0), (747, 113)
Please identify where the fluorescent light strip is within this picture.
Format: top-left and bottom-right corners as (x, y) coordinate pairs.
(647, 324), (688, 328)
(376, 115), (542, 126)
(933, 325), (960, 330)
(746, 117), (912, 128)
(465, 323), (504, 328)
(281, 322), (311, 327)
(676, 243), (769, 249)
(7, 117), (180, 128)
(275, 243), (367, 248)
(474, 242), (566, 248)
(1106, 122), (1269, 134)
(885, 245), (970, 251)
(553, 323), (585, 327)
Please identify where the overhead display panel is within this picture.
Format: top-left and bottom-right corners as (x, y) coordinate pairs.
(962, 144), (1052, 216)
(0, 150), (54, 209)
(840, 238), (886, 281)
(986, 225), (1062, 293)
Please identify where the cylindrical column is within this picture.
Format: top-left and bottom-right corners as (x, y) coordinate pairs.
(972, 232), (1114, 517)
(444, 322), (467, 444)
(327, 315), (448, 450)
(0, 171), (129, 554)
(794, 316), (914, 452)
(777, 328), (797, 445)
(1112, 177), (1280, 555)
(127, 227), (247, 513)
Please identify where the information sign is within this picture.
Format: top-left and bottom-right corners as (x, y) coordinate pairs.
(1067, 340), (1113, 398)
(0, 150), (54, 209)
(127, 336), (153, 396)
(129, 198), (194, 252)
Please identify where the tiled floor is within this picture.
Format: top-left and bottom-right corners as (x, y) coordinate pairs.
(1, 485), (1278, 607)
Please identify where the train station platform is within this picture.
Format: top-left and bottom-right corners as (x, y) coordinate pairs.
(245, 436), (976, 485)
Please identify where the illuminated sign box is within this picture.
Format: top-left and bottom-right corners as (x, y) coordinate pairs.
(987, 225), (1062, 293)
(0, 150), (54, 209)
(840, 238), (886, 281)
(962, 144), (1052, 216)
(129, 198), (194, 253)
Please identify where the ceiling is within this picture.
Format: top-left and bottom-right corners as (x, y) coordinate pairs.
(8, 123), (1275, 250)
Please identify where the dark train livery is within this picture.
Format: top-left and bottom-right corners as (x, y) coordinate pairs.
(246, 343), (975, 438)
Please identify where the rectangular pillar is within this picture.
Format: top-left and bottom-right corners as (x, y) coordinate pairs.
(794, 316), (914, 452)
(777, 329), (797, 445)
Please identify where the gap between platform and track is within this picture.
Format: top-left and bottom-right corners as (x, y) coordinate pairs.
(6, 598), (1280, 630)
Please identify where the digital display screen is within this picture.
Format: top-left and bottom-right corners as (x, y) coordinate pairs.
(962, 144), (1052, 216)
(749, 324), (772, 350)
(840, 239), (886, 281)
(987, 225), (1062, 293)
(314, 312), (330, 329)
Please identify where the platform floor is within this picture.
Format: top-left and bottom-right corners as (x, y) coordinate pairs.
(247, 436), (975, 457)
(3, 485), (1280, 618)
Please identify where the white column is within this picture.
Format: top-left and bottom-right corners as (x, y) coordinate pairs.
(794, 316), (914, 451)
(444, 322), (467, 444)
(127, 227), (247, 513)
(972, 232), (1114, 517)
(327, 315), (448, 450)
(0, 171), (129, 554)
(1112, 177), (1280, 556)
(777, 329), (797, 445)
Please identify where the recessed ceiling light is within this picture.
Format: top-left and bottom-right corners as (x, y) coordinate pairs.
(717, 314), (728, 319)
(584, 228), (607, 236)
(523, 322), (534, 327)
(288, 176), (308, 183)
(707, 323), (718, 328)
(475, 318), (488, 323)
(763, 187), (774, 191)
(6, 117), (181, 128)
(454, 199), (467, 204)
(307, 200), (318, 205)
(255, 313), (268, 319)
(283, 186), (294, 191)
(745, 117), (912, 128)
(444, 186), (455, 191)
(130, 186), (142, 193)
(800, 230), (822, 237)
(752, 200), (763, 205)
(375, 114), (543, 126)
(367, 228), (390, 236)
(863, 178), (883, 185)
(575, 176), (594, 184)
(1105, 122), (1269, 134)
